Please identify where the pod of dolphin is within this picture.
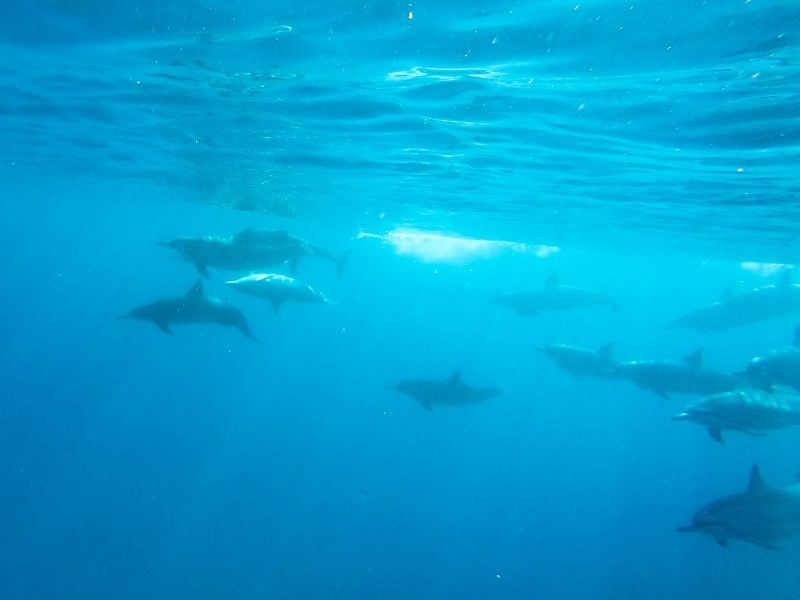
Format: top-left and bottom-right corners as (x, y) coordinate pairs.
(120, 230), (800, 551)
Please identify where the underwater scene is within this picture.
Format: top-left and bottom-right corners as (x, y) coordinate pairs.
(1, 1), (800, 598)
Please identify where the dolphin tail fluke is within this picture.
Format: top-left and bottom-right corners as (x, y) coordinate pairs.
(335, 250), (352, 278)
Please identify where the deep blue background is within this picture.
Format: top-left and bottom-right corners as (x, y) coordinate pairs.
(1, 177), (799, 599)
(1, 0), (800, 598)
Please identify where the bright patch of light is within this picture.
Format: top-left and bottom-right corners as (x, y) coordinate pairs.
(741, 262), (794, 277)
(358, 229), (559, 263)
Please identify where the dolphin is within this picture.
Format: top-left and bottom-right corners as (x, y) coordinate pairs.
(119, 279), (257, 340)
(672, 388), (800, 443)
(387, 370), (503, 412)
(492, 272), (620, 317)
(737, 325), (800, 392)
(672, 270), (800, 332)
(160, 228), (350, 278)
(678, 464), (800, 550)
(226, 273), (333, 313)
(613, 349), (738, 399)
(536, 343), (619, 379)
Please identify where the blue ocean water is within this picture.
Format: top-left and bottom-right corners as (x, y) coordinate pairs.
(2, 1), (800, 598)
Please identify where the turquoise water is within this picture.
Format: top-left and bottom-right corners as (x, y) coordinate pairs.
(1, 1), (800, 598)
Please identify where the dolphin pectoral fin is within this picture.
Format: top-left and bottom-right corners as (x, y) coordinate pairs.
(793, 324), (800, 347)
(652, 388), (671, 400)
(289, 257), (300, 273)
(270, 299), (283, 313)
(194, 262), (210, 278)
(419, 400), (435, 412)
(715, 536), (729, 548)
(238, 324), (258, 342)
(335, 249), (352, 278)
(707, 427), (725, 444)
(154, 321), (173, 334)
(544, 271), (559, 289)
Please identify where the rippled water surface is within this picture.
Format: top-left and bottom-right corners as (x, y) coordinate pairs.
(2, 0), (799, 258)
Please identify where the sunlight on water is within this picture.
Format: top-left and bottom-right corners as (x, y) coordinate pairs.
(358, 229), (559, 263)
(740, 262), (794, 277)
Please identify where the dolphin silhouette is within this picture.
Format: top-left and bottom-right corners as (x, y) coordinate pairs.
(119, 279), (257, 340)
(678, 464), (800, 550)
(388, 370), (503, 412)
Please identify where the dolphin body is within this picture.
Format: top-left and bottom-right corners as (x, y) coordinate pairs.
(613, 349), (738, 399)
(226, 273), (333, 313)
(678, 464), (800, 550)
(537, 343), (619, 379)
(672, 271), (800, 332)
(738, 325), (800, 392)
(672, 388), (800, 443)
(387, 370), (503, 412)
(160, 228), (349, 278)
(492, 272), (620, 317)
(119, 279), (256, 340)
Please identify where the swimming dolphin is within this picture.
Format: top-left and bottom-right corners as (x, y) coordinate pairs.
(613, 349), (738, 398)
(672, 388), (800, 443)
(536, 343), (619, 379)
(678, 464), (800, 550)
(737, 325), (800, 392)
(672, 270), (800, 332)
(160, 228), (350, 278)
(492, 272), (620, 317)
(226, 273), (333, 313)
(387, 370), (503, 412)
(119, 279), (257, 340)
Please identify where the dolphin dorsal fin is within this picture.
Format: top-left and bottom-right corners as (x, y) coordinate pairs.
(187, 279), (204, 298)
(720, 286), (733, 302)
(683, 348), (704, 369)
(447, 370), (463, 385)
(544, 272), (559, 289)
(597, 343), (614, 360)
(793, 324), (800, 347)
(778, 269), (793, 288)
(748, 464), (765, 492)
